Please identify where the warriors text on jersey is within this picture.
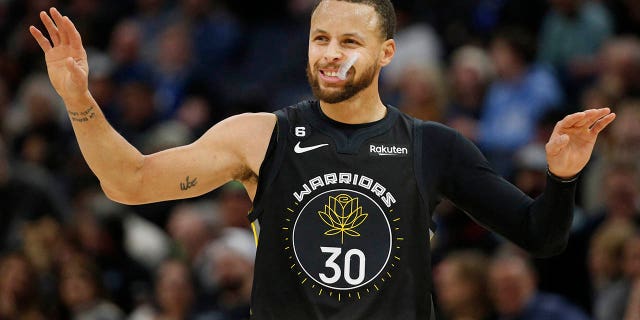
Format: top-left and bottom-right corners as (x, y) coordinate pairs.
(248, 101), (577, 320)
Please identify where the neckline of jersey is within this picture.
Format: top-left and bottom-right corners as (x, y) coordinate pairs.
(313, 102), (388, 130)
(301, 100), (399, 154)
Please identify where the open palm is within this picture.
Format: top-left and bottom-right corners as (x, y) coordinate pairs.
(546, 108), (616, 178)
(29, 8), (89, 101)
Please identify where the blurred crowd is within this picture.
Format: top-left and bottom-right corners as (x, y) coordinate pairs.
(1, 0), (640, 319)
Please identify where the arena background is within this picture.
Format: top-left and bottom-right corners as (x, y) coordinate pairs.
(0, 0), (639, 319)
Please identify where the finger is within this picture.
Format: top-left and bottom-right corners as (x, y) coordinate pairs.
(63, 16), (83, 50)
(557, 112), (586, 129)
(546, 134), (570, 156)
(574, 108), (605, 127)
(584, 107), (612, 128)
(40, 10), (60, 46)
(50, 7), (68, 45)
(590, 113), (616, 135)
(29, 26), (52, 52)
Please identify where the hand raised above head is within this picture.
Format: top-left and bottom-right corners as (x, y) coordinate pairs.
(29, 7), (89, 103)
(546, 107), (616, 179)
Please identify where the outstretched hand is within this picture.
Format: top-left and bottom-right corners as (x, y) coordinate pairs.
(29, 7), (88, 102)
(546, 108), (616, 179)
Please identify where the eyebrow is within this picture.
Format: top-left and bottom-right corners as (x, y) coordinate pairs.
(311, 29), (366, 41)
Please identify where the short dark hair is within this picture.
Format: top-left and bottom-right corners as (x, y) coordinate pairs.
(312, 0), (397, 40)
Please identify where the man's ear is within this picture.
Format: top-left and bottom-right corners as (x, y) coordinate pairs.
(379, 39), (396, 67)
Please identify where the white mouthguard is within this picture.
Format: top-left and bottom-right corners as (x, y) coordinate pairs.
(337, 53), (359, 80)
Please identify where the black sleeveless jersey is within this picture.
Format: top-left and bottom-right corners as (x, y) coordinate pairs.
(247, 100), (578, 319)
(249, 100), (437, 319)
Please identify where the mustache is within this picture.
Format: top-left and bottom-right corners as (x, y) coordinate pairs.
(313, 61), (350, 70)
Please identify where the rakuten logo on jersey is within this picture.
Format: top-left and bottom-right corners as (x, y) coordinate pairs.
(369, 144), (409, 156)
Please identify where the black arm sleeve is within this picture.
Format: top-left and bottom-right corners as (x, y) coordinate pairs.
(438, 130), (577, 258)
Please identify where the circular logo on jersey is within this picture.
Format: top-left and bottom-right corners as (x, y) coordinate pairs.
(292, 189), (392, 290)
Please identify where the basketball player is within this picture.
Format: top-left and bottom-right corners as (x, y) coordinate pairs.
(30, 1), (615, 319)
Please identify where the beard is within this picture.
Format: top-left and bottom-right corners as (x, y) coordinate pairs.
(306, 60), (378, 104)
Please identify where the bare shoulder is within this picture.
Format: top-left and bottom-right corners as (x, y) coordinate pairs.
(202, 111), (275, 169)
(216, 112), (277, 154)
(222, 112), (277, 136)
(211, 112), (277, 197)
(233, 112), (277, 164)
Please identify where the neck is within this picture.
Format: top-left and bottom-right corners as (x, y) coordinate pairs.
(318, 83), (386, 124)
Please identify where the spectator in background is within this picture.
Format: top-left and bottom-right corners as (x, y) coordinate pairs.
(434, 250), (495, 320)
(380, 3), (442, 102)
(59, 254), (125, 320)
(169, 0), (242, 89)
(511, 143), (549, 199)
(21, 216), (67, 314)
(64, 0), (132, 50)
(0, 136), (64, 253)
(581, 100), (640, 212)
(596, 36), (640, 99)
(444, 45), (494, 142)
(575, 159), (640, 280)
(582, 160), (640, 234)
(623, 234), (640, 319)
(546, 159), (640, 313)
(6, 73), (70, 173)
(113, 81), (159, 148)
(175, 95), (216, 137)
(142, 119), (193, 155)
(538, 0), (613, 102)
(478, 27), (564, 178)
(218, 181), (253, 230)
(69, 191), (152, 314)
(581, 84), (619, 111)
(0, 252), (45, 319)
(590, 222), (637, 320)
(108, 19), (153, 87)
(167, 201), (220, 262)
(132, 0), (173, 65)
(4, 0), (54, 91)
(166, 201), (222, 294)
(593, 224), (632, 286)
(488, 250), (590, 320)
(198, 228), (256, 320)
(86, 50), (120, 123)
(594, 233), (640, 320)
(394, 63), (447, 122)
(129, 259), (199, 320)
(152, 22), (197, 120)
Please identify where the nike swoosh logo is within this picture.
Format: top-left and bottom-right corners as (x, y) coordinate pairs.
(294, 141), (329, 154)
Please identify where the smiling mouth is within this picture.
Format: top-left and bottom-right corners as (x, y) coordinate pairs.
(320, 70), (341, 77)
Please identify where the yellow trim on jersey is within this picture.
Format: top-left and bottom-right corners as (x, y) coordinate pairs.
(251, 221), (259, 246)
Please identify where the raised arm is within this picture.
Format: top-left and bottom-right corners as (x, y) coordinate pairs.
(30, 8), (275, 205)
(440, 108), (614, 257)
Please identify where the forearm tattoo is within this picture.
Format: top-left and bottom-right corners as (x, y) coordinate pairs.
(68, 106), (96, 123)
(180, 176), (198, 191)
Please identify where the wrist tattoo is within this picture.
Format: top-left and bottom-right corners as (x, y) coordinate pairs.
(180, 176), (198, 191)
(68, 106), (96, 123)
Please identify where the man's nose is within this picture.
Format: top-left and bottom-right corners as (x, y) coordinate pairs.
(324, 40), (343, 62)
